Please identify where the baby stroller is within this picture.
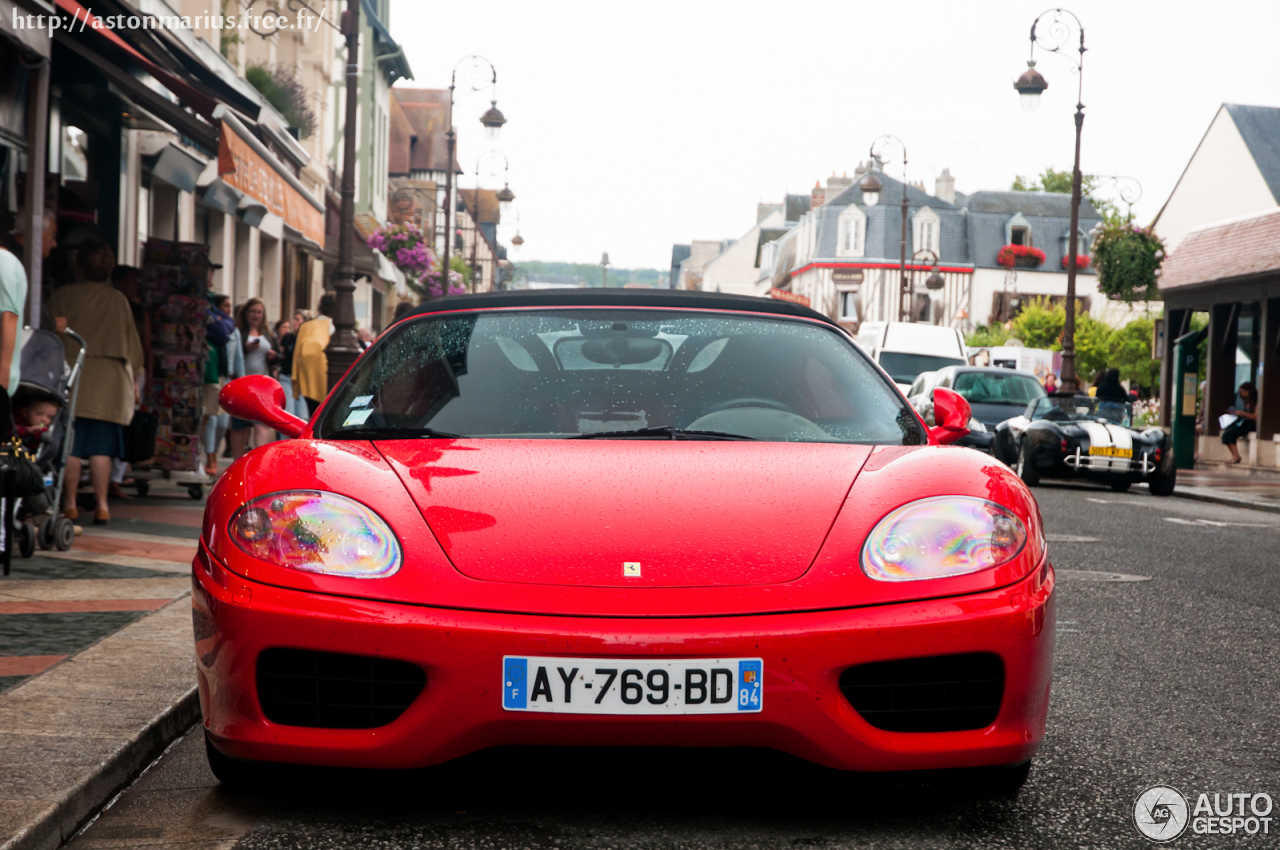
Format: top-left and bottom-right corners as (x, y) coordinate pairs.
(4, 328), (86, 562)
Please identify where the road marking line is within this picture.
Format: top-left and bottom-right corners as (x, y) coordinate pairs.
(1046, 534), (1101, 542)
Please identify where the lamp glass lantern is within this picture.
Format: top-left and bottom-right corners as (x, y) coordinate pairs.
(496, 183), (515, 216)
(480, 101), (507, 141)
(1013, 61), (1048, 112)
(859, 171), (884, 207)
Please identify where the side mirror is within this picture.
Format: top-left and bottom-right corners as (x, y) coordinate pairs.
(219, 375), (308, 439)
(928, 387), (971, 446)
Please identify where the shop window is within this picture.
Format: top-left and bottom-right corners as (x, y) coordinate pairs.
(839, 290), (859, 322)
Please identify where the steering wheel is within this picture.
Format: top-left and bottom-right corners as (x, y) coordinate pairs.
(705, 397), (799, 415)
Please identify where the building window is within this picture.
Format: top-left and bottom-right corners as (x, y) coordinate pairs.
(913, 207), (940, 255)
(837, 207), (865, 257)
(839, 290), (859, 321)
(1005, 212), (1033, 247)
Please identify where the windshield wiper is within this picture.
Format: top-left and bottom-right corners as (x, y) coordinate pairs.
(328, 426), (464, 440)
(571, 425), (756, 441)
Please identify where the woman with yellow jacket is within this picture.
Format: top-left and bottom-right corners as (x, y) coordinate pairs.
(292, 294), (336, 417)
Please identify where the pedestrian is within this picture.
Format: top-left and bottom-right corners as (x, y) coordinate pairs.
(1095, 368), (1128, 402)
(0, 211), (52, 399)
(228, 297), (277, 457)
(357, 326), (374, 350)
(1222, 381), (1258, 465)
(107, 265), (152, 500)
(49, 238), (145, 525)
(1043, 373), (1058, 395)
(292, 294), (336, 417)
(201, 293), (243, 476)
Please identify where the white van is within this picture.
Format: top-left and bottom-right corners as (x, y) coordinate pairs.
(855, 322), (968, 393)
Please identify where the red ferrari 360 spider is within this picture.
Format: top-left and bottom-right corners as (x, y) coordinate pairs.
(196, 289), (1053, 788)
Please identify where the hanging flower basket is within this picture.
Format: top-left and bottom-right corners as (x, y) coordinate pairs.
(1061, 254), (1091, 270)
(366, 222), (466, 300)
(996, 244), (1046, 269)
(1090, 221), (1165, 302)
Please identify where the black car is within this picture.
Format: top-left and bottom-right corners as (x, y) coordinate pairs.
(913, 366), (1046, 453)
(992, 394), (1176, 495)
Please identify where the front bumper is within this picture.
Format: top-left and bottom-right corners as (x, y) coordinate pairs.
(194, 547), (1055, 773)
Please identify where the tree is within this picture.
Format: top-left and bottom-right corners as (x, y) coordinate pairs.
(1107, 317), (1161, 393)
(1010, 167), (1118, 221)
(1008, 297), (1064, 350)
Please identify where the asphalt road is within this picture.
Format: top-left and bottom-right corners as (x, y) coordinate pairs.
(64, 484), (1280, 850)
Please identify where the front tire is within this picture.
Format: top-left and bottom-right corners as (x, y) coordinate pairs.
(1016, 441), (1040, 486)
(205, 734), (267, 788)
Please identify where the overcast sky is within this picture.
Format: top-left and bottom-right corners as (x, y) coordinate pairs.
(392, 0), (1280, 271)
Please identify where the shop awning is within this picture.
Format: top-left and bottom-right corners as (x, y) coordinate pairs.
(214, 107), (325, 246)
(0, 0), (52, 60)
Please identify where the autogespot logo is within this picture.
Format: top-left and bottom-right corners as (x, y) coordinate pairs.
(1134, 786), (1190, 843)
(1134, 785), (1275, 842)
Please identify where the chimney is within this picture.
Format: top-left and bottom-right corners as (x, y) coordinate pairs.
(826, 171), (854, 200)
(811, 180), (826, 210)
(935, 168), (956, 204)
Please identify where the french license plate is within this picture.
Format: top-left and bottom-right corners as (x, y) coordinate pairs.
(501, 656), (763, 715)
(1089, 446), (1132, 458)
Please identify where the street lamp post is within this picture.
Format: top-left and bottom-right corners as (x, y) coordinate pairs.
(468, 151), (513, 292)
(858, 136), (912, 322)
(326, 0), (363, 391)
(1013, 8), (1087, 392)
(443, 56), (505, 287)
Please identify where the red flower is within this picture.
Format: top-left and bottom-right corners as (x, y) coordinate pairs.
(1061, 254), (1091, 269)
(996, 244), (1047, 268)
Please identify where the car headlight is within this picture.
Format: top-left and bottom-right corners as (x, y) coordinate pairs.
(861, 496), (1026, 582)
(229, 491), (401, 578)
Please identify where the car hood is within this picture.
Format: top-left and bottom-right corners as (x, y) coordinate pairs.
(377, 440), (871, 589)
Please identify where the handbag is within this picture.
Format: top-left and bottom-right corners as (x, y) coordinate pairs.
(123, 409), (160, 464)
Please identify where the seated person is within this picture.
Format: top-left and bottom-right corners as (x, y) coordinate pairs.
(13, 390), (59, 455)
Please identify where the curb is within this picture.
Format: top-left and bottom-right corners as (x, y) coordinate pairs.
(2, 689), (200, 850)
(0, 598), (199, 850)
(1172, 486), (1280, 515)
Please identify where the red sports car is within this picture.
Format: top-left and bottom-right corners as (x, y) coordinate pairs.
(196, 289), (1053, 789)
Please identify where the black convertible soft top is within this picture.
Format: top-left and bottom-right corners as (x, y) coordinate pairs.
(406, 288), (839, 327)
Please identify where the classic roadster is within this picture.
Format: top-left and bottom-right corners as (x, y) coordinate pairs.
(992, 394), (1176, 494)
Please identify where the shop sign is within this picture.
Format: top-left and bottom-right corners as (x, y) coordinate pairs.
(770, 288), (810, 306)
(831, 269), (864, 284)
(218, 122), (324, 245)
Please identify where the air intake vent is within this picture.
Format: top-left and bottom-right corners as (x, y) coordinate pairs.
(839, 653), (1003, 732)
(257, 648), (426, 729)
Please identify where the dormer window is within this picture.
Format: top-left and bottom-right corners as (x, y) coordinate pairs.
(836, 206), (866, 257)
(913, 206), (940, 255)
(1005, 212), (1033, 247)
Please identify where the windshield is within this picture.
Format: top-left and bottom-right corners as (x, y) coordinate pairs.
(953, 372), (1046, 406)
(317, 310), (923, 444)
(1032, 395), (1133, 427)
(877, 352), (965, 384)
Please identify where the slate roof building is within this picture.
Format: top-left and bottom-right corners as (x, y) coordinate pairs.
(757, 170), (1103, 331)
(1154, 104), (1280, 251)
